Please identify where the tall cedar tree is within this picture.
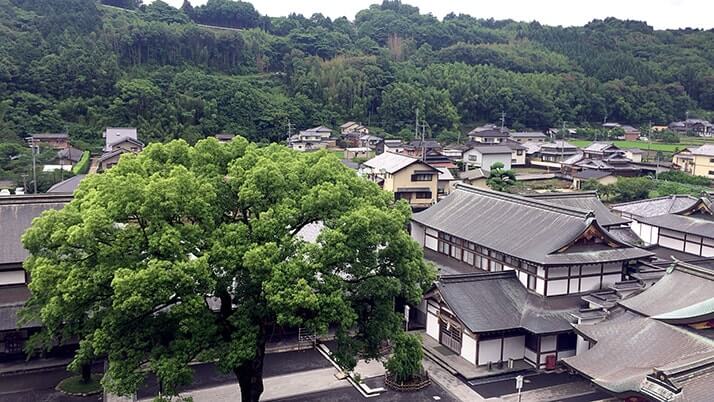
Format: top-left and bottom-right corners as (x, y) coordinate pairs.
(21, 138), (435, 401)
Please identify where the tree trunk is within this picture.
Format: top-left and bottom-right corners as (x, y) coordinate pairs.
(81, 362), (92, 384)
(234, 331), (267, 402)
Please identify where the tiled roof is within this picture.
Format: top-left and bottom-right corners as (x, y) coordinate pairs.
(611, 195), (700, 218)
(526, 192), (630, 227)
(362, 152), (433, 174)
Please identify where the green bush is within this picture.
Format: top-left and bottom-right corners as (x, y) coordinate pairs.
(385, 333), (424, 383)
(658, 171), (711, 186)
(72, 151), (90, 174)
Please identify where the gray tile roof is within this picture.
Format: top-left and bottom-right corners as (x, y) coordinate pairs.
(564, 309), (714, 399)
(47, 174), (86, 194)
(583, 142), (618, 153)
(509, 132), (546, 138)
(526, 192), (630, 227)
(468, 145), (513, 155)
(691, 144), (714, 157)
(433, 271), (578, 334)
(611, 195), (700, 218)
(412, 185), (651, 265)
(0, 303), (41, 331)
(31, 133), (68, 140)
(362, 152), (432, 174)
(619, 261), (714, 323)
(638, 212), (714, 238)
(0, 195), (72, 266)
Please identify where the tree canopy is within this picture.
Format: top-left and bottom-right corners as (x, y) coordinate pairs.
(21, 138), (435, 401)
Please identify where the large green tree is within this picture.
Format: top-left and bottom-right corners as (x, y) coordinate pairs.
(21, 138), (434, 402)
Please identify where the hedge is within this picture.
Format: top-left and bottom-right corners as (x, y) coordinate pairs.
(72, 151), (90, 174)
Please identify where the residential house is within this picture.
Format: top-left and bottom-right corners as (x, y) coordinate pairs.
(463, 145), (513, 171)
(669, 119), (714, 137)
(468, 129), (509, 144)
(422, 149), (457, 169)
(43, 146), (84, 172)
(611, 195), (714, 257)
(376, 139), (404, 155)
(688, 144), (714, 178)
(671, 147), (698, 174)
(401, 139), (442, 158)
(539, 141), (579, 163)
(345, 147), (370, 160)
(103, 128), (139, 152)
(358, 134), (383, 150)
(436, 167), (456, 198)
(0, 194), (73, 359)
(458, 169), (488, 188)
(289, 126), (333, 152)
(29, 133), (70, 150)
(623, 148), (643, 163)
(97, 150), (125, 172)
(509, 132), (546, 143)
(360, 152), (439, 210)
(412, 185), (651, 370)
(562, 143), (640, 180)
(213, 133), (235, 143)
(563, 260), (714, 401)
(582, 142), (621, 160)
(501, 140), (527, 166)
(339, 121), (369, 135)
(620, 125), (640, 141)
(441, 144), (469, 162)
(572, 170), (617, 190)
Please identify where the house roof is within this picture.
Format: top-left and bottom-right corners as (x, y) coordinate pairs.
(468, 145), (513, 155)
(0, 195), (72, 266)
(561, 152), (585, 165)
(540, 141), (576, 150)
(362, 152), (435, 174)
(563, 308), (714, 399)
(625, 148), (644, 154)
(520, 141), (543, 154)
(584, 142), (619, 153)
(97, 149), (126, 164)
(305, 125), (332, 133)
(431, 271), (579, 334)
(47, 174), (86, 194)
(412, 185), (651, 265)
(525, 192), (630, 227)
(509, 131), (546, 138)
(214, 133), (235, 140)
(611, 195), (700, 218)
(436, 167), (455, 181)
(340, 121), (357, 129)
(30, 133), (68, 140)
(108, 136), (144, 149)
(572, 170), (614, 180)
(619, 261), (714, 323)
(500, 139), (527, 150)
(57, 147), (84, 163)
(407, 139), (442, 149)
(468, 129), (509, 138)
(459, 168), (487, 181)
(691, 144), (714, 157)
(639, 212), (714, 239)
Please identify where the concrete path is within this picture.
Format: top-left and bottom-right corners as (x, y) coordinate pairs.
(137, 367), (350, 402)
(423, 358), (494, 402)
(499, 380), (594, 402)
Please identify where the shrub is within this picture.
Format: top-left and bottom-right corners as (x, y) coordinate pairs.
(385, 333), (424, 383)
(72, 151), (90, 174)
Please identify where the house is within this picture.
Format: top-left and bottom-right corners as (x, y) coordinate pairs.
(468, 129), (509, 144)
(360, 152), (439, 210)
(501, 140), (527, 166)
(462, 145), (513, 171)
(539, 141), (579, 162)
(458, 168), (488, 188)
(669, 119), (713, 137)
(358, 134), (383, 149)
(421, 149), (456, 169)
(623, 148), (643, 163)
(572, 170), (617, 190)
(213, 133), (235, 143)
(688, 144), (714, 178)
(376, 139), (404, 155)
(103, 128), (139, 152)
(620, 125), (640, 141)
(441, 144), (469, 162)
(29, 133), (70, 150)
(289, 126), (333, 152)
(611, 196), (714, 257)
(339, 121), (369, 135)
(97, 150), (125, 172)
(0, 194), (73, 359)
(412, 185), (652, 370)
(509, 132), (546, 143)
(344, 147), (370, 160)
(563, 260), (714, 401)
(671, 147), (698, 174)
(401, 139), (442, 158)
(582, 142), (621, 160)
(43, 146), (84, 172)
(436, 167), (456, 198)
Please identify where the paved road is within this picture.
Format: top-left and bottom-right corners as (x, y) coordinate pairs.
(0, 366), (100, 402)
(470, 371), (583, 398)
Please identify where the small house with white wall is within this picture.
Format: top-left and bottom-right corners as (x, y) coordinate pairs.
(463, 145), (513, 171)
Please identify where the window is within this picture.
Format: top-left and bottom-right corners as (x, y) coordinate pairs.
(415, 192), (432, 199)
(710, 158), (714, 163)
(516, 150), (523, 156)
(709, 171), (714, 176)
(411, 174), (433, 181)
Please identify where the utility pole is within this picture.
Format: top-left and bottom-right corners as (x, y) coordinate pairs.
(560, 121), (566, 162)
(286, 118), (293, 145)
(420, 120), (427, 162)
(647, 120), (652, 162)
(27, 138), (38, 194)
(415, 108), (419, 140)
(500, 110), (506, 132)
(21, 174), (28, 192)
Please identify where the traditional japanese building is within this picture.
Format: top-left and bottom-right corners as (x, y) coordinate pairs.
(564, 260), (714, 401)
(412, 185), (652, 370)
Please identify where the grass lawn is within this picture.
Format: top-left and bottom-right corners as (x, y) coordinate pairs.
(331, 150), (345, 159)
(568, 139), (688, 153)
(57, 374), (103, 395)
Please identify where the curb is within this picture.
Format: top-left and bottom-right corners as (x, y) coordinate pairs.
(0, 361), (70, 377)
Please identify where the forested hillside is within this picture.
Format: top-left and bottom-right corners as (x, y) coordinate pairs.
(1, 0), (713, 150)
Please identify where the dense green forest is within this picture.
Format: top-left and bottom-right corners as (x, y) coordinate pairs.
(1, 0), (713, 152)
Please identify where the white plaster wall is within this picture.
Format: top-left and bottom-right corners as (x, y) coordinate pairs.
(502, 336), (525, 360)
(558, 349), (576, 359)
(518, 271), (528, 288)
(425, 236), (437, 251)
(460, 333), (477, 365)
(524, 348), (537, 366)
(540, 335), (556, 352)
(569, 278), (579, 293)
(536, 278), (545, 295)
(576, 336), (590, 356)
(0, 270), (25, 285)
(659, 236), (684, 251)
(426, 312), (439, 340)
(478, 339), (502, 365)
(546, 279), (568, 296)
(411, 223), (425, 247)
(601, 274), (621, 288)
(703, 245), (714, 257)
(580, 276), (601, 292)
(685, 241), (701, 256)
